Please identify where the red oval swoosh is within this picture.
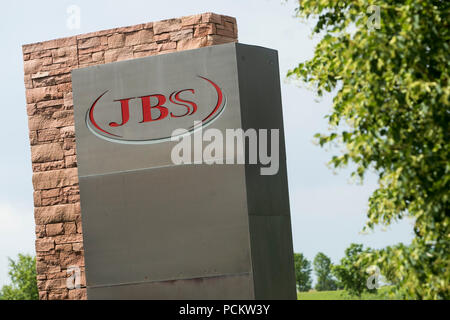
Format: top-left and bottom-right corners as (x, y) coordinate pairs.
(88, 91), (121, 138)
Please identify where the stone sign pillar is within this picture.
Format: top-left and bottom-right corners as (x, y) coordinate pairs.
(22, 13), (238, 300)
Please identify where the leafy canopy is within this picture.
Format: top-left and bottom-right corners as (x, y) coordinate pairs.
(313, 252), (338, 291)
(333, 243), (377, 297)
(288, 0), (449, 299)
(0, 254), (38, 300)
(293, 253), (313, 292)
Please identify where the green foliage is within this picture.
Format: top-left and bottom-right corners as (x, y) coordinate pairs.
(288, 0), (449, 299)
(313, 252), (337, 291)
(0, 254), (38, 300)
(332, 243), (377, 297)
(293, 253), (313, 291)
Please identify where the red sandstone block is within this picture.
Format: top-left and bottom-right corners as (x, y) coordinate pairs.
(77, 44), (108, 55)
(77, 37), (101, 50)
(68, 289), (86, 300)
(78, 54), (92, 65)
(72, 242), (83, 251)
(65, 155), (77, 168)
(37, 128), (60, 141)
(41, 191), (59, 201)
(224, 21), (235, 31)
(36, 260), (47, 274)
(170, 29), (194, 42)
(60, 126), (75, 138)
(22, 36), (75, 54)
(31, 71), (50, 79)
(36, 238), (55, 252)
(154, 18), (182, 35)
(113, 24), (144, 34)
(64, 222), (77, 234)
(202, 12), (222, 24)
(144, 22), (153, 29)
(54, 234), (83, 245)
(159, 42), (177, 51)
(217, 27), (235, 38)
(41, 197), (59, 206)
(33, 160), (66, 173)
(64, 148), (76, 157)
(36, 67), (73, 78)
(153, 33), (170, 43)
(104, 47), (133, 63)
(26, 103), (37, 116)
(34, 203), (80, 225)
(76, 221), (83, 234)
(29, 50), (52, 60)
(194, 23), (216, 38)
(55, 244), (72, 252)
(24, 57), (52, 75)
(33, 191), (42, 207)
(46, 271), (67, 280)
(133, 43), (158, 53)
(32, 76), (56, 88)
(45, 279), (67, 291)
(159, 48), (177, 54)
(63, 92), (73, 108)
(39, 291), (48, 300)
(125, 29), (153, 46)
(52, 54), (77, 65)
(177, 37), (207, 51)
(53, 45), (77, 58)
(31, 143), (64, 163)
(35, 224), (46, 237)
(63, 138), (76, 151)
(26, 84), (70, 104)
(24, 74), (33, 89)
(41, 188), (60, 199)
(91, 51), (104, 62)
(181, 14), (202, 26)
(206, 34), (237, 45)
(46, 223), (64, 236)
(47, 37), (78, 50)
(29, 130), (38, 145)
(28, 113), (74, 131)
(134, 51), (157, 58)
(47, 264), (62, 274)
(223, 15), (237, 24)
(60, 251), (84, 268)
(32, 167), (79, 190)
(76, 29), (113, 40)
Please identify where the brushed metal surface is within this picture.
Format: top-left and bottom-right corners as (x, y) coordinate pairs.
(87, 274), (254, 300)
(235, 44), (296, 299)
(72, 43), (242, 177)
(72, 43), (296, 299)
(79, 164), (251, 287)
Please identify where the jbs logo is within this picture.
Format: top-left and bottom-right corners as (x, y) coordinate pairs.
(85, 76), (226, 144)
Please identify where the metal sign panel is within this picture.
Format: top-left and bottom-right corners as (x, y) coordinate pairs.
(72, 42), (296, 299)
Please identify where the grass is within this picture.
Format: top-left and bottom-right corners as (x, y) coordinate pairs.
(297, 286), (396, 300)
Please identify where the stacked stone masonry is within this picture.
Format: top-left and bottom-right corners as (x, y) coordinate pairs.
(22, 12), (238, 300)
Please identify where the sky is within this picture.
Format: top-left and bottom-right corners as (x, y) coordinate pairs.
(0, 0), (413, 287)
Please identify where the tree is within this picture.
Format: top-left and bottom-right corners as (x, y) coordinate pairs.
(313, 252), (337, 291)
(333, 243), (377, 297)
(0, 254), (38, 300)
(293, 253), (312, 292)
(288, 1), (449, 299)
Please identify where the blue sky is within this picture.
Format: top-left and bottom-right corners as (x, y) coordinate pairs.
(0, 0), (413, 287)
